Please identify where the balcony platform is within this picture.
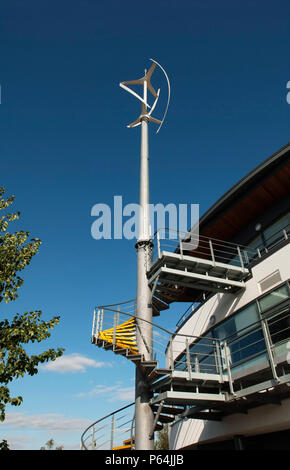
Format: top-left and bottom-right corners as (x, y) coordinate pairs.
(150, 369), (229, 394)
(148, 251), (248, 296)
(151, 390), (227, 407)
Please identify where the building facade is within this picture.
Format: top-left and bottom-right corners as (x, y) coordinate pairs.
(167, 143), (290, 450)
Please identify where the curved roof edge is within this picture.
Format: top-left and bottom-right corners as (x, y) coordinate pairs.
(198, 142), (290, 233)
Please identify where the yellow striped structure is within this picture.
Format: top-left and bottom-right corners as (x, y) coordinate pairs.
(98, 317), (138, 354)
(112, 437), (135, 450)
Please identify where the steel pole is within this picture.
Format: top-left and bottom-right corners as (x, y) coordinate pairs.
(134, 115), (154, 450)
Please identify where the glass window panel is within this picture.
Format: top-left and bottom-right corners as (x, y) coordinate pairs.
(245, 213), (289, 259)
(198, 353), (217, 373)
(248, 233), (263, 251)
(213, 303), (259, 341)
(234, 302), (259, 336)
(213, 317), (236, 341)
(228, 329), (265, 366)
(174, 356), (186, 371)
(259, 285), (289, 312)
(188, 337), (218, 373)
(213, 302), (265, 367)
(176, 283), (289, 372)
(189, 337), (213, 355)
(263, 213), (290, 247)
(267, 309), (290, 345)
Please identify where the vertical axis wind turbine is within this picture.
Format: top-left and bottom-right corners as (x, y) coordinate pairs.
(120, 59), (170, 450)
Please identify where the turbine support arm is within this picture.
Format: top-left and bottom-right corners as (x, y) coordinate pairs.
(120, 58), (170, 133)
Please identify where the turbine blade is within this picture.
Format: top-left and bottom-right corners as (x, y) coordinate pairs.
(121, 79), (143, 86)
(146, 62), (157, 79)
(147, 80), (158, 98)
(148, 116), (162, 125)
(127, 117), (142, 128)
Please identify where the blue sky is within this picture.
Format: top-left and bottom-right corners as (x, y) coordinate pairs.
(0, 0), (289, 449)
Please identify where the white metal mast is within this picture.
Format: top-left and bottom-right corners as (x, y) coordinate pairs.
(120, 59), (170, 450)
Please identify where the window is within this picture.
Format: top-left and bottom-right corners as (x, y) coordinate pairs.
(244, 212), (290, 263)
(174, 283), (290, 374)
(212, 303), (265, 366)
(227, 328), (265, 366)
(259, 284), (289, 312)
(213, 303), (259, 341)
(267, 308), (290, 345)
(249, 213), (289, 252)
(189, 337), (216, 373)
(263, 213), (290, 249)
(213, 317), (236, 341)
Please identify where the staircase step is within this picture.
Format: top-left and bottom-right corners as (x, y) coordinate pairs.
(150, 375), (172, 392)
(152, 306), (161, 317)
(151, 404), (185, 416)
(154, 288), (182, 304)
(157, 414), (176, 424)
(123, 437), (135, 446)
(152, 295), (169, 311)
(185, 410), (223, 421)
(111, 444), (133, 450)
(126, 354), (144, 363)
(140, 360), (158, 375)
(147, 368), (172, 383)
(113, 348), (129, 356)
(141, 360), (158, 367)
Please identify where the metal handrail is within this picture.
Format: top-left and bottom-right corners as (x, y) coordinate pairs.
(80, 402), (135, 450)
(175, 226), (289, 329)
(93, 290), (290, 374)
(151, 227), (257, 273)
(153, 227), (258, 249)
(93, 305), (222, 345)
(152, 224), (289, 265)
(92, 302), (229, 381)
(88, 299), (290, 449)
(252, 223), (289, 253)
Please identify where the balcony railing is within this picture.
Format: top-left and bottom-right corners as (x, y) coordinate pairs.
(80, 402), (135, 450)
(152, 224), (289, 268)
(92, 297), (290, 393)
(175, 224), (289, 328)
(177, 301), (290, 386)
(92, 300), (228, 375)
(152, 228), (258, 269)
(248, 223), (289, 261)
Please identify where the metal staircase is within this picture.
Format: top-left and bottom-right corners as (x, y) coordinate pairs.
(87, 295), (290, 448)
(90, 298), (235, 443)
(84, 231), (290, 449)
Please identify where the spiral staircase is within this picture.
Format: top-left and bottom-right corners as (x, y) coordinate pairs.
(81, 229), (290, 450)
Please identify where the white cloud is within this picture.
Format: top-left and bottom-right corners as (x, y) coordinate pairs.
(0, 435), (32, 450)
(2, 412), (90, 433)
(76, 382), (134, 402)
(40, 353), (112, 373)
(110, 386), (134, 402)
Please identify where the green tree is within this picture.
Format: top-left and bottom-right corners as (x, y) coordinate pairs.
(0, 187), (64, 422)
(0, 439), (9, 450)
(155, 424), (169, 450)
(40, 438), (63, 450)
